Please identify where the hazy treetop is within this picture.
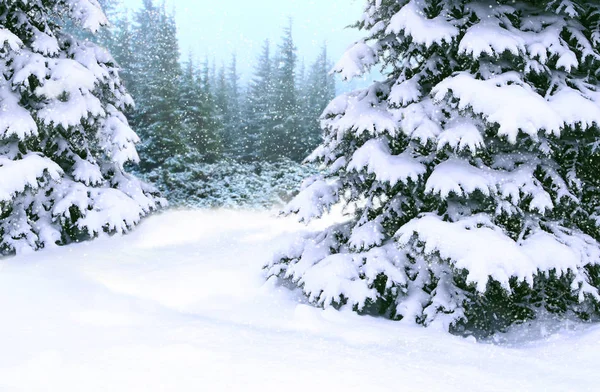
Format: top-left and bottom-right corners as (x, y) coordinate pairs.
(121, 0), (364, 81)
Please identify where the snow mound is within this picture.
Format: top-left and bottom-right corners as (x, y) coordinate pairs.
(0, 210), (597, 391)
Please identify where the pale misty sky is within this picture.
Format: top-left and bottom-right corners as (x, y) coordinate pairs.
(121, 0), (365, 82)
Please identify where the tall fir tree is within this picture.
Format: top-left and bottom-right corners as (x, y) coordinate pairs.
(109, 8), (135, 89)
(200, 57), (212, 93)
(297, 57), (307, 99)
(267, 0), (600, 336)
(263, 20), (303, 162)
(213, 63), (232, 154)
(130, 0), (186, 171)
(0, 0), (162, 254)
(299, 44), (336, 158)
(296, 56), (309, 153)
(210, 58), (218, 98)
(226, 54), (242, 156)
(178, 55), (222, 162)
(199, 56), (224, 157)
(241, 40), (275, 162)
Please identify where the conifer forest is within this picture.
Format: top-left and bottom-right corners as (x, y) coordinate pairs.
(1, 0), (600, 390)
(68, 0), (337, 208)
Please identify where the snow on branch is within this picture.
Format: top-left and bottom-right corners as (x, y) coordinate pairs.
(386, 0), (458, 48)
(0, 87), (38, 140)
(0, 28), (22, 51)
(425, 158), (554, 213)
(0, 154), (62, 202)
(62, 0), (108, 32)
(396, 214), (587, 293)
(332, 41), (377, 80)
(459, 20), (526, 59)
(432, 72), (600, 143)
(347, 139), (426, 186)
(436, 118), (485, 154)
(283, 178), (342, 223)
(326, 86), (397, 138)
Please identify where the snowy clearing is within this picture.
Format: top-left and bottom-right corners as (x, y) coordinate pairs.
(0, 209), (598, 391)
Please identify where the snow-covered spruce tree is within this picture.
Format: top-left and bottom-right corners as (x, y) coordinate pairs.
(266, 0), (600, 335)
(0, 0), (163, 254)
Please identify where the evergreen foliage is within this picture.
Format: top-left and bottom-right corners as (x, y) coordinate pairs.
(109, 7), (135, 89)
(0, 0), (163, 255)
(143, 153), (318, 209)
(242, 40), (275, 162)
(263, 21), (302, 161)
(299, 45), (336, 160)
(225, 55), (242, 156)
(130, 0), (186, 171)
(267, 0), (600, 336)
(59, 1), (337, 207)
(179, 56), (222, 162)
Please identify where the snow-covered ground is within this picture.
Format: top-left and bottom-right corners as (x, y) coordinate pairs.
(0, 210), (598, 391)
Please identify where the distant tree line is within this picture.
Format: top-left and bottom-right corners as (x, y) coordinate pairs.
(69, 0), (336, 174)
